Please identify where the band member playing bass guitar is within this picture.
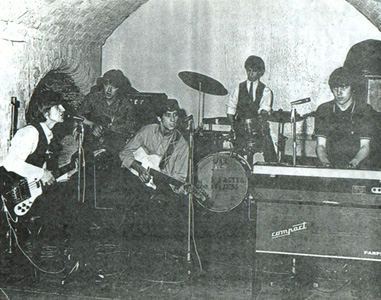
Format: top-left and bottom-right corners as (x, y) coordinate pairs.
(1, 90), (76, 192)
(0, 90), (78, 279)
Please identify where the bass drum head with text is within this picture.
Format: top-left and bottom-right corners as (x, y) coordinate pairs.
(195, 152), (250, 212)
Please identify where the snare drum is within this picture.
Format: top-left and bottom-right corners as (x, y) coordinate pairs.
(195, 151), (251, 212)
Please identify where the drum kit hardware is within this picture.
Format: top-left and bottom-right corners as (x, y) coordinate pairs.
(242, 118), (263, 152)
(195, 151), (251, 212)
(178, 71), (228, 128)
(179, 71), (311, 211)
(267, 109), (305, 164)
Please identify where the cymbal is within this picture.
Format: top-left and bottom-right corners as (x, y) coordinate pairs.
(178, 71), (228, 96)
(267, 110), (305, 123)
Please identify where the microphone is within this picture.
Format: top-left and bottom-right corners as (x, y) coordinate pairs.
(183, 115), (194, 122)
(291, 98), (311, 105)
(65, 113), (85, 121)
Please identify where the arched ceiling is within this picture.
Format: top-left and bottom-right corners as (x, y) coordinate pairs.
(347, 0), (381, 31)
(1, 0), (380, 47)
(0, 0), (148, 46)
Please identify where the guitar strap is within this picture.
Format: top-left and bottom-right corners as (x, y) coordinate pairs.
(159, 130), (181, 171)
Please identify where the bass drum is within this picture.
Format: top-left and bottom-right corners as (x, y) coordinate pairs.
(195, 151), (251, 212)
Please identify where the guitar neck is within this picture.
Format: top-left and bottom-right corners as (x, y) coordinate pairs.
(54, 161), (75, 179)
(149, 168), (184, 188)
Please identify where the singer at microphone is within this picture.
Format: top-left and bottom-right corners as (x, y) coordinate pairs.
(65, 113), (85, 121)
(291, 97), (311, 105)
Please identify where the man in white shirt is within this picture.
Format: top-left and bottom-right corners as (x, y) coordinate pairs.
(227, 56), (273, 122)
(2, 90), (69, 184)
(226, 55), (276, 163)
(1, 90), (85, 284)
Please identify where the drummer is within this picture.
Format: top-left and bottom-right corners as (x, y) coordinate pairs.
(226, 55), (277, 162)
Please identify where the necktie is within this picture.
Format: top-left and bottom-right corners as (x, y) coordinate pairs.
(249, 81), (253, 101)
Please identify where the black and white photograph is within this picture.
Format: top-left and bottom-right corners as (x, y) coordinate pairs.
(0, 0), (380, 299)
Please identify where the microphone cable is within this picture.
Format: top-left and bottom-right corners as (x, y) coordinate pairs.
(1, 196), (66, 275)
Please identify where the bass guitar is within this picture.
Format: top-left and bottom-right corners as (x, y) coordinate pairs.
(0, 160), (77, 220)
(129, 147), (208, 202)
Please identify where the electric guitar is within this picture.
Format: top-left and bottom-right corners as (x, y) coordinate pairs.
(129, 147), (208, 202)
(0, 160), (77, 220)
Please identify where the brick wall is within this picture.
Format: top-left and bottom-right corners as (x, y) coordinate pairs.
(0, 0), (379, 160)
(0, 0), (147, 160)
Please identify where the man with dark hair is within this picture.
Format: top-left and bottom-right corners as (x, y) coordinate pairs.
(1, 90), (79, 283)
(76, 69), (139, 209)
(79, 69), (138, 155)
(226, 55), (276, 162)
(119, 99), (189, 240)
(2, 90), (73, 184)
(120, 98), (189, 185)
(315, 67), (376, 169)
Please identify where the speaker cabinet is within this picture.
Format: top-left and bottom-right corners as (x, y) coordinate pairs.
(255, 201), (381, 262)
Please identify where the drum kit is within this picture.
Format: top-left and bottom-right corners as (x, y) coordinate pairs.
(179, 71), (308, 212)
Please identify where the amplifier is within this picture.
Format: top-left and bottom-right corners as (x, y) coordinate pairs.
(125, 92), (168, 128)
(251, 165), (381, 262)
(254, 199), (381, 262)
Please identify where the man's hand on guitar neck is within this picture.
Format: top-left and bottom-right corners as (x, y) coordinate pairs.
(171, 184), (208, 202)
(92, 125), (105, 138)
(41, 169), (55, 186)
(131, 161), (151, 183)
(170, 183), (190, 195)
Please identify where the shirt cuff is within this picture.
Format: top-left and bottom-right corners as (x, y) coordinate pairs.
(121, 157), (134, 169)
(226, 106), (236, 115)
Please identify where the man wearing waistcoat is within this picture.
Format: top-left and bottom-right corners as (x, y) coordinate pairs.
(1, 90), (80, 281)
(226, 55), (276, 163)
(2, 90), (69, 186)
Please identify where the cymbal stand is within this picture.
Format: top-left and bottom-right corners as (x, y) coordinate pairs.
(291, 105), (297, 166)
(187, 116), (195, 276)
(197, 82), (205, 129)
(276, 122), (287, 164)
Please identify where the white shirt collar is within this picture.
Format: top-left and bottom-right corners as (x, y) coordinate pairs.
(246, 79), (259, 91)
(40, 122), (54, 143)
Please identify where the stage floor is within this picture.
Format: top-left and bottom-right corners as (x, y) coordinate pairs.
(0, 176), (379, 300)
(0, 221), (377, 300)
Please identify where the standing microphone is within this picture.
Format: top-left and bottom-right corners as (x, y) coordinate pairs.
(65, 113), (85, 121)
(183, 115), (194, 122)
(291, 98), (311, 105)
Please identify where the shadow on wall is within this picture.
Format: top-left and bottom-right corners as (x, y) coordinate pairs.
(344, 39), (381, 104)
(344, 39), (381, 169)
(26, 71), (83, 139)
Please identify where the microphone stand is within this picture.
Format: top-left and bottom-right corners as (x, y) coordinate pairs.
(290, 98), (310, 166)
(187, 117), (195, 276)
(291, 105), (297, 166)
(76, 120), (85, 202)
